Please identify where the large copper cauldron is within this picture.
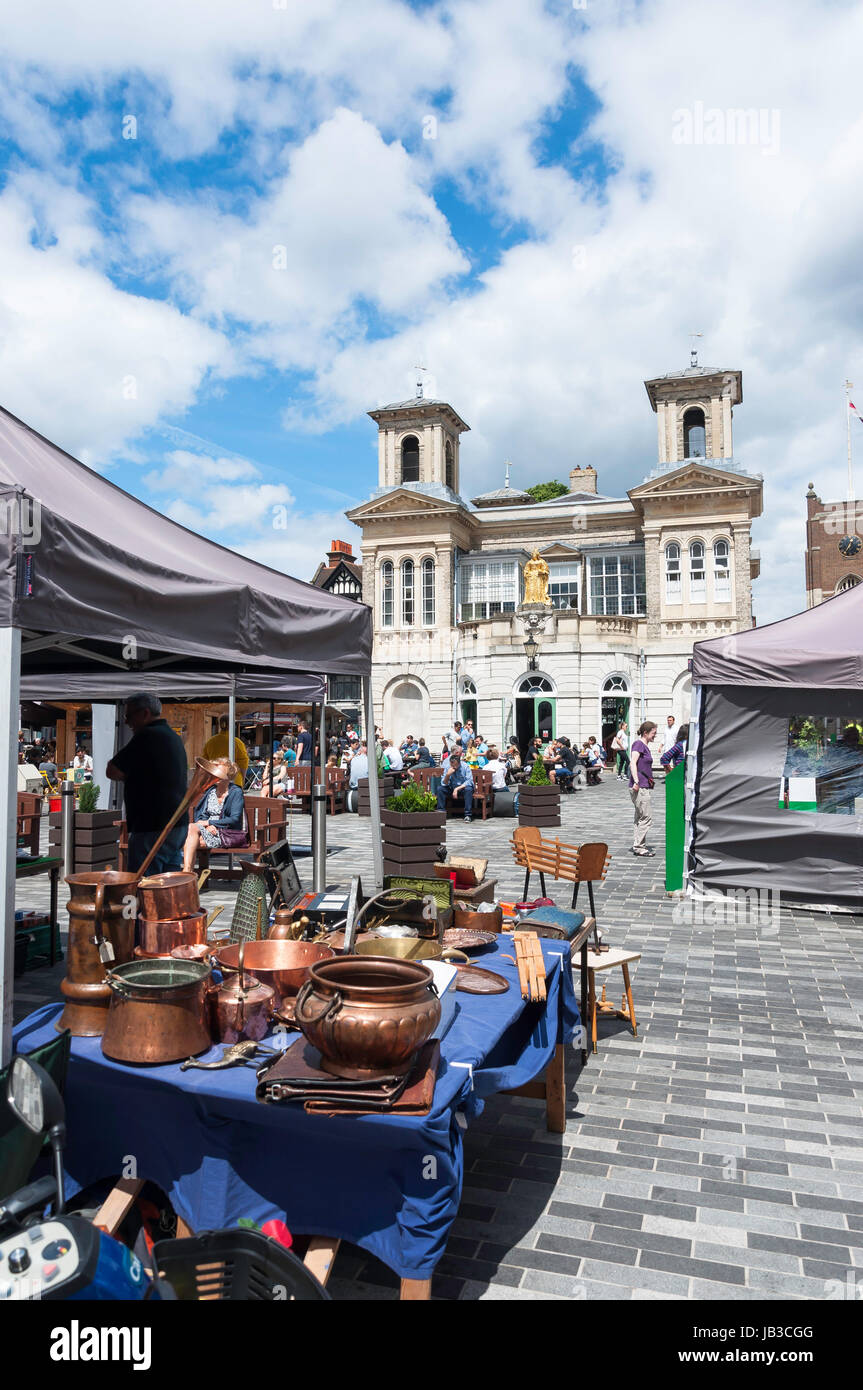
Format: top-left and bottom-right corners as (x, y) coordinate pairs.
(101, 958), (212, 1065)
(59, 872), (138, 1036)
(215, 940), (334, 1011)
(137, 872), (200, 921)
(294, 956), (441, 1079)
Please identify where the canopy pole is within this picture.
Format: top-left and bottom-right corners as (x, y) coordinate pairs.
(363, 676), (384, 890)
(228, 680), (236, 762)
(1, 627), (22, 1069)
(268, 701), (275, 797)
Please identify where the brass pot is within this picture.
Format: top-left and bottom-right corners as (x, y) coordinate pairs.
(59, 872), (138, 1036)
(212, 940), (275, 1044)
(353, 935), (468, 964)
(101, 958), (212, 1064)
(137, 909), (208, 957)
(294, 956), (441, 1079)
(215, 940), (335, 1010)
(137, 871), (200, 922)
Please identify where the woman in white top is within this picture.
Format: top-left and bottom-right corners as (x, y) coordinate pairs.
(611, 724), (629, 781)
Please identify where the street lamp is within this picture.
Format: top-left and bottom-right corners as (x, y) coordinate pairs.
(523, 633), (539, 670)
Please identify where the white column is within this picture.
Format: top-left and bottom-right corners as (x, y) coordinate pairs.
(722, 394), (733, 458)
(656, 402), (667, 464)
(1, 627), (22, 1068)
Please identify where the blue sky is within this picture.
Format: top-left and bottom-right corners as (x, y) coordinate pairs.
(0, 0), (861, 616)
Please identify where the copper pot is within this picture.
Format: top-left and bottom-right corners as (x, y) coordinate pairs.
(294, 956), (441, 1079)
(101, 958), (212, 1064)
(212, 940), (275, 1044)
(268, 909), (310, 942)
(59, 872), (138, 1036)
(137, 909), (208, 957)
(137, 871), (200, 922)
(215, 940), (335, 1010)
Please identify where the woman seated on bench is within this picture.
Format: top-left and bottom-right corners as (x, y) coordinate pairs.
(182, 757), (249, 871)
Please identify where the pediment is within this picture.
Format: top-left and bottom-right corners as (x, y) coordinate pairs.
(538, 541), (582, 558)
(346, 488), (461, 522)
(629, 463), (760, 500)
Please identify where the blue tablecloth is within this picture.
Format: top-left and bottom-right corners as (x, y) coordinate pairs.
(13, 938), (578, 1280)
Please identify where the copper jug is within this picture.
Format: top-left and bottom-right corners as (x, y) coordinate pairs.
(59, 872), (138, 1036)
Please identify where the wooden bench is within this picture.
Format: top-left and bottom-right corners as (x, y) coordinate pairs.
(115, 796), (288, 879)
(511, 827), (611, 922)
(325, 766), (347, 814)
(472, 768), (495, 820)
(17, 792), (42, 857)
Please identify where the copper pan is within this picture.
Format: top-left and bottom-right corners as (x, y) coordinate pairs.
(137, 908), (208, 957)
(137, 871), (199, 921)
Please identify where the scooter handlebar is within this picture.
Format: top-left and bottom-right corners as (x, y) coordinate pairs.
(0, 1174), (57, 1229)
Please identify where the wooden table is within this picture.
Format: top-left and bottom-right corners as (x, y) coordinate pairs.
(15, 855), (62, 966)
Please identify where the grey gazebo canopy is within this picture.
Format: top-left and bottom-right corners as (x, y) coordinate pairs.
(688, 584), (863, 908)
(1, 402), (377, 1064)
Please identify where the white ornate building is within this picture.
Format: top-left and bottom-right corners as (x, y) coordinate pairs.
(345, 362), (762, 751)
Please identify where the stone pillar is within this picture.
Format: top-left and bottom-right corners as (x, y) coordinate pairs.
(644, 528), (662, 639)
(656, 402), (667, 464)
(722, 394), (733, 458)
(423, 424), (434, 483)
(709, 396), (722, 460)
(731, 524), (752, 626)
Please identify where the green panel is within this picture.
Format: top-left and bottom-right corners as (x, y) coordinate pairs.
(664, 759), (686, 892)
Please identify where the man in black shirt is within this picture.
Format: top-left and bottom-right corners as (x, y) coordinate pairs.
(106, 693), (188, 872)
(296, 721), (312, 765)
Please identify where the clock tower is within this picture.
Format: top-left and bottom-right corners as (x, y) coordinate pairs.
(804, 483), (863, 607)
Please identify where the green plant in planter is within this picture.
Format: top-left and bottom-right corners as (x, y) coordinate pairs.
(76, 783), (101, 813)
(527, 757), (551, 786)
(385, 782), (438, 813)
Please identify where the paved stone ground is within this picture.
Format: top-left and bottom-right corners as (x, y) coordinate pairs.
(13, 778), (863, 1301)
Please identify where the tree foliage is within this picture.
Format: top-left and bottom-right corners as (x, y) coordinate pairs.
(526, 480), (568, 502)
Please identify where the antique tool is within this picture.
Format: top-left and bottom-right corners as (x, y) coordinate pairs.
(269, 910), (309, 941)
(180, 1040), (279, 1071)
(214, 939), (335, 1011)
(212, 939), (275, 1044)
(293, 956), (441, 1079)
(502, 932), (547, 1002)
(58, 872), (138, 1036)
(101, 958), (213, 1064)
(134, 757), (224, 881)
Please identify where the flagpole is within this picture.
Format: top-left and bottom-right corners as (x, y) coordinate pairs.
(845, 379), (855, 501)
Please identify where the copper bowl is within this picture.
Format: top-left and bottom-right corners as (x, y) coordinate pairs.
(294, 956), (441, 1079)
(214, 940), (335, 1010)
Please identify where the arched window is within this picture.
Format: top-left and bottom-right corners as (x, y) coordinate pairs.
(380, 561), (394, 627)
(602, 674), (630, 695)
(445, 440), (454, 490)
(683, 407), (706, 459)
(401, 558), (415, 625)
(421, 557), (435, 626)
(517, 674), (554, 695)
(713, 538), (731, 600)
(665, 542), (681, 604)
(838, 574), (861, 593)
(460, 677), (477, 697)
(689, 541), (706, 602)
(401, 435), (420, 483)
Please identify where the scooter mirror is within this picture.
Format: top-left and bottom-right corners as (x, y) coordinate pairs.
(7, 1056), (65, 1136)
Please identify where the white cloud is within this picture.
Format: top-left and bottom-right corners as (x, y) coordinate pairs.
(144, 449), (260, 492)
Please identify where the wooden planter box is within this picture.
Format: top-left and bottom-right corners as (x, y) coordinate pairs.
(356, 775), (399, 817)
(381, 808), (446, 878)
(518, 784), (561, 828)
(49, 809), (120, 870)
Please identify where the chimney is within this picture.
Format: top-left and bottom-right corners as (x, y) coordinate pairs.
(328, 539), (354, 564)
(806, 482), (820, 519)
(569, 466), (597, 494)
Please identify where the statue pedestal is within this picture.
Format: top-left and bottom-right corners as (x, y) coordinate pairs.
(518, 602), (552, 634)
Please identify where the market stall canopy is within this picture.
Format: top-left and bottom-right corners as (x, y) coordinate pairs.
(0, 405), (371, 684)
(692, 584), (863, 690)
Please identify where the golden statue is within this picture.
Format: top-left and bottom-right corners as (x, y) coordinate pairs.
(522, 550), (551, 605)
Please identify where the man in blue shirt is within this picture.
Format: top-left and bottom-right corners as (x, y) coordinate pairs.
(436, 752), (474, 822)
(348, 743), (369, 788)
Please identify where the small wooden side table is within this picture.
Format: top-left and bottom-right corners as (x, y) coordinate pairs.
(572, 947), (640, 1054)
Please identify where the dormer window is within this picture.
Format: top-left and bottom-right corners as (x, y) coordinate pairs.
(683, 408), (706, 459)
(401, 435), (420, 483)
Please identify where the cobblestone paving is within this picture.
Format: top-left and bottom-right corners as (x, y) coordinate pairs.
(13, 778), (863, 1300)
